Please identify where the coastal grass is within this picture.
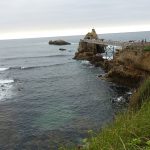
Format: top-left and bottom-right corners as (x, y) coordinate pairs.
(144, 46), (150, 51)
(129, 76), (150, 109)
(85, 99), (150, 150)
(61, 77), (150, 150)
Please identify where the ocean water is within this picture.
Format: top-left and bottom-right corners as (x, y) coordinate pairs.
(0, 31), (149, 149)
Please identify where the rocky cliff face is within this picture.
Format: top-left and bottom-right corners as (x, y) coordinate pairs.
(84, 29), (99, 40)
(105, 48), (150, 87)
(74, 29), (150, 87)
(74, 29), (105, 60)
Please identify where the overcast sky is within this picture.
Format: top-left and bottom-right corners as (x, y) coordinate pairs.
(0, 0), (150, 39)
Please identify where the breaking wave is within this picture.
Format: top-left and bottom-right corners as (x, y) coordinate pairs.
(1, 62), (74, 71)
(0, 79), (14, 101)
(0, 68), (9, 72)
(4, 54), (72, 61)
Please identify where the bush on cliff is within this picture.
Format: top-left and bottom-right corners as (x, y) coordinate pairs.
(129, 76), (150, 109)
(144, 46), (150, 51)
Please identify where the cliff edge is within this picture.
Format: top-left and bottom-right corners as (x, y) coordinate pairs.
(105, 45), (150, 87)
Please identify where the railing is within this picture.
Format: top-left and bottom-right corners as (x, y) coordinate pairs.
(81, 39), (146, 49)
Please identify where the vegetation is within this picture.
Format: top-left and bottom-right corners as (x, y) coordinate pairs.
(61, 77), (150, 150)
(129, 77), (150, 109)
(144, 46), (150, 51)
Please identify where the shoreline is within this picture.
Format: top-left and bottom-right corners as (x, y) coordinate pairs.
(69, 29), (150, 149)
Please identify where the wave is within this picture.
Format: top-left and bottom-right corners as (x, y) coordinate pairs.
(0, 79), (14, 84)
(0, 68), (9, 72)
(7, 62), (74, 71)
(81, 60), (92, 67)
(4, 54), (72, 61)
(0, 79), (14, 101)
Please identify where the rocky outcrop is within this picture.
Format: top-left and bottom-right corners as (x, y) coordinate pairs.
(74, 29), (150, 87)
(104, 48), (150, 87)
(74, 29), (105, 61)
(49, 40), (71, 45)
(84, 28), (98, 40)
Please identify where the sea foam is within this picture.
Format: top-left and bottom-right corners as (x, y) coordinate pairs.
(0, 68), (9, 72)
(0, 79), (14, 84)
(0, 79), (14, 101)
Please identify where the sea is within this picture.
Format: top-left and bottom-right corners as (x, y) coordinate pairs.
(0, 31), (150, 150)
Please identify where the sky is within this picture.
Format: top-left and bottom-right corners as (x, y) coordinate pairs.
(0, 0), (150, 39)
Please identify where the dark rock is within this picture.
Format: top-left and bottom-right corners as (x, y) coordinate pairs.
(48, 40), (71, 45)
(59, 48), (66, 51)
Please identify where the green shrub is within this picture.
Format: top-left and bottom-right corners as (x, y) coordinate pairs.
(129, 77), (150, 109)
(144, 46), (150, 51)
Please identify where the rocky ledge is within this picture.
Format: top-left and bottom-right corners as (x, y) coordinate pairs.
(105, 47), (150, 87)
(49, 40), (71, 45)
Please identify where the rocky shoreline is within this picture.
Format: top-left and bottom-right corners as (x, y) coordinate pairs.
(74, 29), (150, 88)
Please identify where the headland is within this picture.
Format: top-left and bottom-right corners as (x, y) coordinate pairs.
(64, 29), (150, 150)
(74, 29), (150, 87)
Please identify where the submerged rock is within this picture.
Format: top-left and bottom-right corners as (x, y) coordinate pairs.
(59, 48), (66, 51)
(49, 40), (71, 45)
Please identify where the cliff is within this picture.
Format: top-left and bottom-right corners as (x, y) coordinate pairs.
(105, 46), (150, 87)
(74, 29), (105, 61)
(74, 32), (150, 87)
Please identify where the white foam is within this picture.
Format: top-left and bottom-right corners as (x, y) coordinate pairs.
(0, 79), (14, 84)
(0, 79), (14, 101)
(127, 91), (132, 95)
(81, 60), (90, 65)
(0, 68), (9, 72)
(103, 56), (113, 60)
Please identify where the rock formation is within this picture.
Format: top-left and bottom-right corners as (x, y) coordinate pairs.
(74, 29), (105, 60)
(74, 29), (150, 87)
(49, 40), (71, 45)
(84, 28), (99, 40)
(104, 47), (150, 87)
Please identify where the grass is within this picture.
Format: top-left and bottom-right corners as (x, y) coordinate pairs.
(129, 77), (150, 109)
(61, 77), (150, 150)
(86, 99), (150, 150)
(144, 46), (150, 52)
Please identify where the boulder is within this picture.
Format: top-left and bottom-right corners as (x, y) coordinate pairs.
(49, 40), (71, 45)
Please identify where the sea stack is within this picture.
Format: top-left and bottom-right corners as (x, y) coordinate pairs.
(74, 28), (105, 61)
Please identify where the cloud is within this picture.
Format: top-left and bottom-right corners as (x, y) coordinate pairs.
(0, 0), (149, 39)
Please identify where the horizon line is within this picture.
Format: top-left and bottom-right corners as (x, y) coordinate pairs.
(0, 30), (150, 41)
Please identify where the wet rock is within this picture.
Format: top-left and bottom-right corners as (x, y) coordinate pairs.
(59, 48), (66, 51)
(49, 40), (71, 45)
